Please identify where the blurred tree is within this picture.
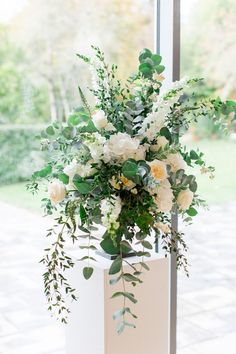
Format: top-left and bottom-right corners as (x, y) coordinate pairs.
(181, 0), (236, 98)
(8, 0), (154, 122)
(0, 25), (49, 123)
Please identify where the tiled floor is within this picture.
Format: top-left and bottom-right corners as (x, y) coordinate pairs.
(0, 201), (236, 353)
(178, 203), (236, 353)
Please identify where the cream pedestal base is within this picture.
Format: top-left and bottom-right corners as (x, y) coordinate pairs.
(66, 252), (169, 354)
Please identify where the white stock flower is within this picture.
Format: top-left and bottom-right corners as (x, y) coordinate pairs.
(150, 136), (168, 152)
(155, 179), (173, 213)
(64, 159), (96, 181)
(101, 196), (122, 231)
(48, 180), (66, 204)
(177, 189), (194, 211)
(84, 132), (111, 164)
(107, 132), (140, 162)
(165, 153), (187, 172)
(139, 110), (166, 141)
(92, 110), (108, 130)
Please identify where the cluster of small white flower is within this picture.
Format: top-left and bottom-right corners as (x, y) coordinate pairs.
(100, 196), (122, 233)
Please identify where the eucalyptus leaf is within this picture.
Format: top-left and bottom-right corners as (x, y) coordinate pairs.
(83, 267), (94, 280)
(109, 256), (122, 275)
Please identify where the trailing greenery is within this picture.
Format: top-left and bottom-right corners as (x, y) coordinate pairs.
(0, 125), (48, 185)
(29, 47), (236, 334)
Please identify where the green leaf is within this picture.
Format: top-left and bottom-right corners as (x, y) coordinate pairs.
(111, 291), (137, 304)
(122, 273), (141, 283)
(141, 240), (153, 250)
(109, 256), (122, 275)
(62, 126), (76, 139)
(117, 321), (125, 335)
(120, 240), (132, 254)
(79, 204), (87, 223)
(155, 64), (165, 74)
(73, 178), (92, 194)
(186, 207), (198, 217)
(46, 125), (55, 136)
(160, 127), (172, 142)
(122, 160), (138, 180)
(140, 262), (150, 271)
(139, 48), (152, 62)
(83, 267), (94, 280)
(189, 180), (198, 193)
(151, 54), (162, 66)
(124, 321), (136, 329)
(33, 164), (52, 178)
(100, 237), (119, 255)
(58, 173), (69, 185)
(190, 150), (199, 160)
(110, 275), (121, 285)
(113, 308), (126, 320)
(139, 62), (153, 78)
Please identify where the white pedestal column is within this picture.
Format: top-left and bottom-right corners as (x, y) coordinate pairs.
(66, 252), (169, 354)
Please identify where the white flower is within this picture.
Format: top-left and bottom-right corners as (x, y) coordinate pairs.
(177, 189), (194, 211)
(78, 161), (97, 178)
(139, 110), (166, 141)
(155, 179), (173, 213)
(150, 136), (168, 152)
(105, 122), (116, 132)
(107, 132), (140, 162)
(165, 153), (187, 173)
(48, 180), (66, 204)
(92, 110), (108, 130)
(131, 188), (138, 195)
(155, 222), (171, 234)
(120, 175), (136, 190)
(148, 160), (168, 181)
(133, 145), (147, 161)
(101, 196), (122, 231)
(109, 176), (121, 190)
(63, 159), (78, 180)
(64, 159), (96, 181)
(85, 132), (110, 164)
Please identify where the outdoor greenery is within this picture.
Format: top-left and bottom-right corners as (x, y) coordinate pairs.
(0, 125), (48, 185)
(27, 47), (235, 334)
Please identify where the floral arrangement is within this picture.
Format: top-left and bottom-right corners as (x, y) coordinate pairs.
(29, 47), (235, 334)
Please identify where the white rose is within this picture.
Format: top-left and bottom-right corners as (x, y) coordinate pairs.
(150, 136), (168, 152)
(92, 110), (108, 129)
(107, 132), (140, 162)
(48, 180), (66, 204)
(155, 179), (173, 213)
(165, 153), (187, 172)
(177, 189), (194, 211)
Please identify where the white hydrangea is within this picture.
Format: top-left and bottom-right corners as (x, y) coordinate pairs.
(106, 132), (140, 162)
(100, 196), (122, 232)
